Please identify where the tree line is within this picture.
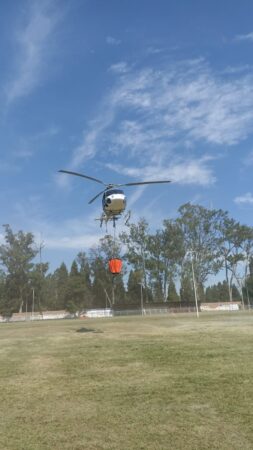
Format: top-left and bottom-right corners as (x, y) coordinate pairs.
(0, 203), (253, 317)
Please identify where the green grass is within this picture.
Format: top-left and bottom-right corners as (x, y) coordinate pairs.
(0, 312), (253, 450)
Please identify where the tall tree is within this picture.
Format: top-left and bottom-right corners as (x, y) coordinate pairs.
(29, 262), (49, 312)
(52, 263), (69, 310)
(120, 218), (150, 301)
(177, 204), (223, 288)
(91, 256), (113, 307)
(180, 273), (195, 304)
(0, 225), (38, 313)
(167, 278), (180, 303)
(75, 252), (93, 308)
(146, 221), (184, 302)
(90, 235), (125, 307)
(126, 270), (142, 305)
(218, 216), (253, 302)
(0, 270), (9, 317)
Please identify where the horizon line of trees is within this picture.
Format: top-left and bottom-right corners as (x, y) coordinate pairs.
(0, 203), (253, 317)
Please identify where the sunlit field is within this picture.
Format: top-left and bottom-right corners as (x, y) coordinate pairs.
(0, 312), (252, 450)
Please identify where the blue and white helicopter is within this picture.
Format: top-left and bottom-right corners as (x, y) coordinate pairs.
(59, 169), (171, 227)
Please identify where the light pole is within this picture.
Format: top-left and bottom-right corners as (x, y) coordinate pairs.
(32, 287), (35, 318)
(185, 250), (199, 318)
(138, 282), (144, 316)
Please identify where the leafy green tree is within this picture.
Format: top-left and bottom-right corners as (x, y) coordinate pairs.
(29, 262), (49, 312)
(217, 215), (253, 301)
(75, 251), (93, 308)
(65, 261), (81, 313)
(205, 281), (230, 303)
(52, 263), (69, 310)
(177, 204), (223, 287)
(89, 235), (125, 307)
(126, 270), (143, 305)
(160, 220), (184, 299)
(42, 273), (58, 310)
(147, 230), (166, 301)
(167, 278), (180, 303)
(0, 270), (11, 318)
(76, 252), (92, 290)
(231, 284), (241, 301)
(120, 218), (150, 301)
(245, 276), (253, 305)
(180, 273), (195, 303)
(249, 257), (253, 276)
(91, 256), (112, 307)
(65, 259), (94, 313)
(0, 225), (38, 313)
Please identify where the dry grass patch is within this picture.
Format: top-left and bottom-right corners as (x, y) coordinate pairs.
(0, 312), (252, 449)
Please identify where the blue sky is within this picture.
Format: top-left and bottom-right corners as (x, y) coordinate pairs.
(1, 0), (253, 271)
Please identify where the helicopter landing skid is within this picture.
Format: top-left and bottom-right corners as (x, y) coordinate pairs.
(95, 214), (120, 229)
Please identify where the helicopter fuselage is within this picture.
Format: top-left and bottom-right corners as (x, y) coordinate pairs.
(102, 189), (126, 217)
(58, 169), (171, 227)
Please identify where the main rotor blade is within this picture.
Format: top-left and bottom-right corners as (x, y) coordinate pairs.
(88, 189), (107, 204)
(58, 170), (106, 186)
(118, 180), (172, 187)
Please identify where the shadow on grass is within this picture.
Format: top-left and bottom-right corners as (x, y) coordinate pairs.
(76, 327), (103, 334)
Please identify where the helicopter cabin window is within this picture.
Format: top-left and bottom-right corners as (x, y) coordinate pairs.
(106, 189), (124, 195)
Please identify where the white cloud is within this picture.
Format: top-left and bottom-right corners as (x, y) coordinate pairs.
(234, 192), (253, 205)
(106, 36), (121, 45)
(235, 32), (253, 42)
(45, 233), (100, 250)
(146, 46), (163, 55)
(106, 157), (215, 187)
(0, 162), (21, 173)
(13, 125), (59, 159)
(70, 109), (116, 169)
(11, 198), (104, 251)
(127, 186), (147, 208)
(243, 150), (253, 167)
(109, 62), (130, 74)
(5, 1), (62, 104)
(64, 58), (253, 190)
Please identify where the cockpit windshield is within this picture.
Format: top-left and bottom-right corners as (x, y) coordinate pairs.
(106, 189), (124, 195)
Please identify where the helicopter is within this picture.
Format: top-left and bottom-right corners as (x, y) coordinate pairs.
(58, 169), (172, 227)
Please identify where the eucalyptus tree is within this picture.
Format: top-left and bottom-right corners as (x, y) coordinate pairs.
(76, 252), (92, 290)
(126, 270), (142, 304)
(0, 224), (38, 313)
(217, 215), (253, 302)
(229, 225), (253, 305)
(245, 257), (253, 305)
(75, 251), (93, 308)
(147, 221), (184, 301)
(235, 225), (253, 297)
(29, 262), (49, 311)
(89, 235), (125, 306)
(167, 277), (180, 303)
(176, 203), (223, 287)
(120, 218), (150, 302)
(90, 255), (113, 307)
(0, 269), (9, 317)
(205, 281), (239, 303)
(52, 263), (69, 310)
(180, 273), (195, 303)
(147, 230), (165, 302)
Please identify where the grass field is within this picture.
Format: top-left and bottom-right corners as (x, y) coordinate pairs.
(0, 312), (253, 450)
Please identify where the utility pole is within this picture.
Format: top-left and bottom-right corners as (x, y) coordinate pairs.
(38, 237), (45, 311)
(32, 287), (35, 317)
(184, 250), (199, 318)
(138, 282), (144, 316)
(190, 251), (199, 318)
